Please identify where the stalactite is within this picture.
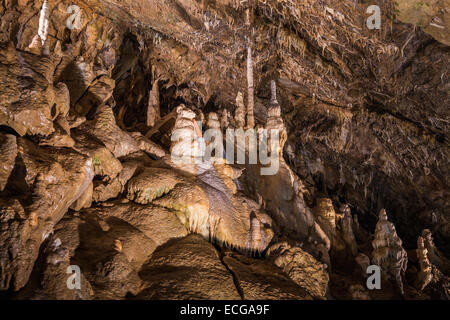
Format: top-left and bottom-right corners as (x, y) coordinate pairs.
(245, 0), (253, 26)
(246, 46), (255, 128)
(38, 0), (50, 55)
(147, 79), (160, 127)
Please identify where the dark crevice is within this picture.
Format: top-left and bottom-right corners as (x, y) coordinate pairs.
(214, 246), (245, 300)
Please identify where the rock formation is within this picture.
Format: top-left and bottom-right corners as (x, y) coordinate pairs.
(246, 47), (255, 129)
(0, 0), (448, 302)
(372, 209), (408, 295)
(169, 105), (204, 173)
(234, 92), (246, 128)
(339, 204), (358, 257)
(265, 80), (287, 155)
(267, 241), (330, 299)
(37, 0), (50, 55)
(0, 133), (17, 191)
(147, 79), (160, 128)
(422, 229), (450, 273)
(220, 108), (230, 130)
(415, 236), (433, 291)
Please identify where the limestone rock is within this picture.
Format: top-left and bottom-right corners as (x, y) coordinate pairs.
(422, 229), (450, 274)
(0, 138), (94, 291)
(245, 159), (318, 244)
(37, 0), (50, 55)
(74, 75), (115, 117)
(0, 43), (58, 136)
(136, 234), (241, 300)
(222, 251), (313, 300)
(70, 182), (93, 211)
(93, 160), (140, 203)
(153, 173), (274, 254)
(348, 284), (371, 300)
(89, 202), (188, 248)
(86, 105), (165, 159)
(395, 0), (450, 46)
(0, 133), (17, 191)
(29, 216), (94, 300)
(126, 167), (186, 204)
(207, 112), (220, 129)
(267, 241), (330, 298)
(71, 127), (123, 180)
(39, 115), (75, 148)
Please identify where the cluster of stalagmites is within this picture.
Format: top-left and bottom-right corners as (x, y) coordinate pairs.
(0, 1), (448, 300)
(0, 13), (329, 297)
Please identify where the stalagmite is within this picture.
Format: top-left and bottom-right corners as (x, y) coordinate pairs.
(422, 229), (450, 271)
(246, 47), (255, 128)
(147, 79), (160, 127)
(312, 198), (336, 241)
(372, 209), (408, 295)
(415, 236), (433, 290)
(207, 112), (220, 129)
(355, 253), (371, 276)
(26, 35), (42, 55)
(265, 81), (287, 155)
(339, 204), (358, 256)
(206, 112), (222, 159)
(234, 92), (246, 128)
(220, 109), (229, 130)
(170, 105), (204, 174)
(249, 214), (262, 250)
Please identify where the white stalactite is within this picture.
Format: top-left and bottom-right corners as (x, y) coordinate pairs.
(246, 46), (255, 128)
(38, 0), (50, 55)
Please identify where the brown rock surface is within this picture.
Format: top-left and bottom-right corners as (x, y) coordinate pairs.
(0, 0), (448, 301)
(136, 234), (241, 300)
(267, 241), (330, 299)
(222, 252), (312, 300)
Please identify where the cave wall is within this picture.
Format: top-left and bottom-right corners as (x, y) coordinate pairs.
(1, 0), (448, 253)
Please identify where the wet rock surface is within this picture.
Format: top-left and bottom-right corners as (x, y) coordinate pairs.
(0, 0), (448, 300)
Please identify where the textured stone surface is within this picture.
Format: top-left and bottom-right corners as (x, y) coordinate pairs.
(136, 235), (241, 300)
(267, 241), (330, 299)
(0, 0), (448, 301)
